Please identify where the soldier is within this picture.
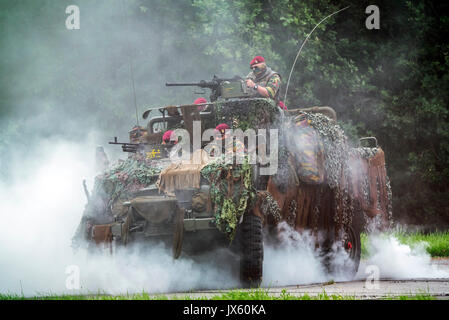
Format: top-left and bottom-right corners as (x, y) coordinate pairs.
(215, 123), (230, 142)
(162, 129), (178, 145)
(245, 56), (282, 104)
(194, 97), (209, 112)
(214, 123), (245, 156)
(162, 129), (180, 159)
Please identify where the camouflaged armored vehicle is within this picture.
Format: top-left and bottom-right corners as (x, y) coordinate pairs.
(73, 77), (392, 287)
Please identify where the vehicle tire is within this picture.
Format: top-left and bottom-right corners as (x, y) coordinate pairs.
(346, 207), (364, 278)
(320, 214), (362, 280)
(239, 213), (263, 288)
(344, 224), (361, 279)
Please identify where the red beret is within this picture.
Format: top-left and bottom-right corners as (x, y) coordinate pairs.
(250, 56), (265, 66)
(215, 123), (230, 134)
(194, 97), (207, 105)
(278, 101), (287, 110)
(194, 97), (208, 111)
(162, 130), (177, 143)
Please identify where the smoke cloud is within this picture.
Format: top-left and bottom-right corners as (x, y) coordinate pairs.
(262, 224), (328, 286)
(363, 234), (449, 279)
(0, 138), (243, 296)
(0, 139), (446, 297)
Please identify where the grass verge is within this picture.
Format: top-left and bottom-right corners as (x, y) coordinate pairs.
(0, 288), (437, 300)
(361, 230), (449, 258)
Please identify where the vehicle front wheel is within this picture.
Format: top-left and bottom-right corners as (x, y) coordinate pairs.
(239, 213), (263, 288)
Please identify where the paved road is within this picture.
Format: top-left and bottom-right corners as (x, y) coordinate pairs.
(181, 279), (449, 299)
(166, 259), (449, 299)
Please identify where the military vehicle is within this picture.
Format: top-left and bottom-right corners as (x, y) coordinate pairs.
(72, 76), (392, 287)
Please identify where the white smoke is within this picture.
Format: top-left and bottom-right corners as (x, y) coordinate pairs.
(0, 137), (349, 297)
(0, 139), (95, 296)
(0, 138), (242, 297)
(262, 222), (361, 286)
(362, 233), (449, 279)
(262, 224), (328, 286)
(1, 138), (447, 297)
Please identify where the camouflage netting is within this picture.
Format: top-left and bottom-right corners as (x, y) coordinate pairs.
(201, 156), (256, 240)
(257, 191), (282, 225)
(86, 156), (162, 220)
(301, 112), (355, 231)
(213, 98), (279, 131)
(350, 147), (394, 230)
(285, 112), (393, 232)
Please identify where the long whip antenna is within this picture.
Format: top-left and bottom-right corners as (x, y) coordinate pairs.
(283, 6), (350, 104)
(119, 0), (139, 126)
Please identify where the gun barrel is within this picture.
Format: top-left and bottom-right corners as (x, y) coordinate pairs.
(166, 83), (202, 87)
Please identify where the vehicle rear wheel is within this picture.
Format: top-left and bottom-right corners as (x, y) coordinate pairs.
(239, 213), (263, 288)
(319, 222), (362, 280)
(346, 207), (364, 278)
(344, 224), (361, 279)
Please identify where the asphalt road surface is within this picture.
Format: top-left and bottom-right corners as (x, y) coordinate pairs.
(166, 259), (449, 299)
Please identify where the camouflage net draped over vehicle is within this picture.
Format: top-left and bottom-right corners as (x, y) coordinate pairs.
(350, 147), (393, 230)
(287, 112), (356, 232)
(90, 156), (162, 214)
(201, 156), (256, 240)
(214, 98), (279, 131)
(290, 112), (392, 232)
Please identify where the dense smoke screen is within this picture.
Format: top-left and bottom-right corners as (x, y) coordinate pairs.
(0, 138), (447, 296)
(0, 139), (235, 296)
(0, 0), (229, 181)
(0, 139), (94, 295)
(262, 224), (328, 286)
(363, 235), (449, 279)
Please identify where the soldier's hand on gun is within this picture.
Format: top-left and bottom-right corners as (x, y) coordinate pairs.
(246, 79), (255, 89)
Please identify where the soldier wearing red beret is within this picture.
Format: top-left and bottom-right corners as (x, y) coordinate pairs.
(194, 97), (208, 112)
(245, 56), (283, 108)
(214, 123), (245, 155)
(214, 123), (230, 141)
(162, 130), (177, 144)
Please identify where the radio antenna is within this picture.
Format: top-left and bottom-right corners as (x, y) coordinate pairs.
(119, 0), (139, 126)
(283, 6), (350, 104)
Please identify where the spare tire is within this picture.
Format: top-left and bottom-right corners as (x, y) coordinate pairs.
(239, 213), (263, 288)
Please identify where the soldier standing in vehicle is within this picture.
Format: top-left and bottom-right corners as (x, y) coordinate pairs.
(245, 56), (282, 104)
(194, 97), (209, 112)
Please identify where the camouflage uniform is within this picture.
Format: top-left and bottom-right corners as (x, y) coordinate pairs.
(246, 67), (282, 101)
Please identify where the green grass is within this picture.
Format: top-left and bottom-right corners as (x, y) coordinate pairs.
(386, 294), (435, 300)
(361, 230), (449, 258)
(0, 288), (438, 300)
(208, 288), (356, 300)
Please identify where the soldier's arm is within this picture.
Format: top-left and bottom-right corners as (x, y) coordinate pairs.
(255, 85), (270, 98)
(265, 74), (281, 99)
(245, 78), (270, 98)
(246, 74), (281, 99)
